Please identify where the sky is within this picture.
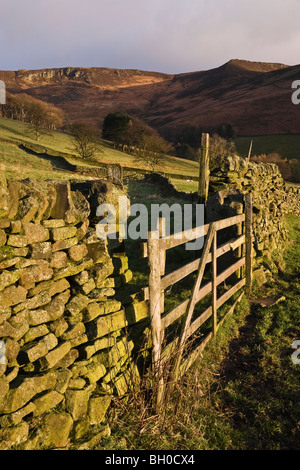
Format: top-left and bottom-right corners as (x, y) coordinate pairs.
(1, 0), (300, 74)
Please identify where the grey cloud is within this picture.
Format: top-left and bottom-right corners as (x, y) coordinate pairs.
(0, 0), (299, 73)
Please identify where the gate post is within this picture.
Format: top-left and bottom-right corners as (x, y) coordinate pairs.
(245, 192), (253, 296)
(198, 133), (210, 204)
(147, 227), (164, 410)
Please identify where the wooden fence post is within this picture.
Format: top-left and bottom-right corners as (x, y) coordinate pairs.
(212, 231), (217, 335)
(147, 227), (164, 410)
(158, 217), (166, 338)
(236, 203), (244, 279)
(245, 193), (253, 296)
(198, 133), (210, 203)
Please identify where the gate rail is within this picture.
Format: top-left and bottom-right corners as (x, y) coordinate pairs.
(140, 193), (253, 408)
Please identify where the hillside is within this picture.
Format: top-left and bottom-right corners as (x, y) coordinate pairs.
(0, 117), (199, 189)
(1, 59), (300, 138)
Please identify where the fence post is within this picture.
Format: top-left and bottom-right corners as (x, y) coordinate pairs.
(158, 217), (166, 329)
(212, 231), (217, 335)
(198, 133), (210, 203)
(245, 192), (253, 296)
(236, 203), (244, 279)
(147, 227), (164, 410)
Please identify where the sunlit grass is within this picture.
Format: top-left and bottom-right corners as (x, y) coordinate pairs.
(0, 117), (199, 178)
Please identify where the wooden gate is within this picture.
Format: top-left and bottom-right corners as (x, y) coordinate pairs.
(140, 193), (253, 408)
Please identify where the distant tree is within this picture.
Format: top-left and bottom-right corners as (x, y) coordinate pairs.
(175, 142), (198, 160)
(201, 134), (237, 160)
(27, 100), (50, 141)
(2, 92), (63, 140)
(69, 121), (101, 159)
(102, 111), (173, 170)
(102, 112), (131, 147)
(134, 131), (173, 172)
(218, 123), (236, 139)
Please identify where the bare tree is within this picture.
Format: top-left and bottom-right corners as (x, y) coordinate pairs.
(196, 134), (236, 162)
(69, 122), (102, 159)
(134, 133), (172, 172)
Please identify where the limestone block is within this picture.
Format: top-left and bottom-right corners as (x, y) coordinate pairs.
(19, 261), (53, 289)
(0, 402), (36, 427)
(0, 285), (28, 308)
(87, 287), (115, 301)
(68, 243), (88, 262)
(28, 278), (70, 298)
(125, 301), (149, 325)
(0, 228), (7, 246)
(61, 322), (86, 341)
(49, 317), (69, 337)
(0, 270), (21, 292)
(31, 241), (52, 260)
(84, 299), (122, 322)
(79, 334), (119, 360)
(92, 259), (115, 287)
(44, 290), (71, 321)
(68, 377), (87, 389)
(84, 362), (106, 384)
(49, 251), (68, 268)
(42, 219), (65, 228)
(55, 369), (72, 394)
(0, 371), (57, 413)
(0, 218), (10, 229)
(23, 324), (50, 344)
(86, 309), (128, 339)
(31, 412), (73, 449)
(19, 333), (58, 363)
(0, 421), (29, 450)
(0, 257), (22, 270)
(7, 234), (28, 247)
(23, 223), (49, 244)
(65, 384), (95, 421)
(75, 424), (111, 450)
(32, 390), (64, 416)
(73, 270), (89, 285)
(52, 237), (78, 252)
(53, 259), (93, 280)
(54, 347), (79, 370)
(81, 278), (96, 295)
(69, 333), (88, 348)
(39, 341), (71, 370)
(86, 241), (108, 264)
(50, 226), (77, 241)
(13, 290), (51, 313)
(66, 293), (90, 316)
(88, 394), (111, 425)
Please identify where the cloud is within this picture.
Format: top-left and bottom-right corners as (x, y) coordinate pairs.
(0, 0), (299, 73)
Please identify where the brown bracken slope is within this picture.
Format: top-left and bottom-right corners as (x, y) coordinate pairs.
(1, 59), (300, 136)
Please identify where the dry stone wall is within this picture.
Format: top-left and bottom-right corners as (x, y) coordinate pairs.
(0, 174), (148, 450)
(207, 155), (300, 267)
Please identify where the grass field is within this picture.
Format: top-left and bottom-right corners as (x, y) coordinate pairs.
(0, 117), (199, 182)
(234, 134), (300, 160)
